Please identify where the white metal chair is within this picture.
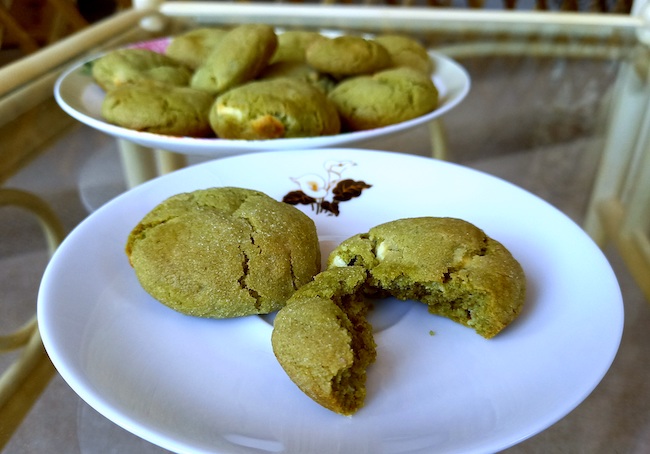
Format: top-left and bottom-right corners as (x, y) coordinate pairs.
(584, 0), (650, 300)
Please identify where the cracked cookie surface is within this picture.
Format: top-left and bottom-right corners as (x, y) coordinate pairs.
(125, 187), (321, 318)
(328, 217), (526, 339)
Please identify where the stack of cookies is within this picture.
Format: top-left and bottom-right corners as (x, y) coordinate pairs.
(92, 24), (440, 140)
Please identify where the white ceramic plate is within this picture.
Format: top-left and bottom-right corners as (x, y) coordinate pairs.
(38, 149), (623, 454)
(53, 40), (469, 156)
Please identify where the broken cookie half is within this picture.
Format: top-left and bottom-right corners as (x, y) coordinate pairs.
(271, 266), (376, 416)
(125, 187), (321, 318)
(328, 217), (526, 339)
(272, 217), (525, 416)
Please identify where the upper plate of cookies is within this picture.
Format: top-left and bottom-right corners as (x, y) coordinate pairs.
(54, 26), (470, 155)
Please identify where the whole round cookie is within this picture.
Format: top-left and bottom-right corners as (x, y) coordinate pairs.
(165, 27), (229, 69)
(328, 66), (439, 131)
(210, 78), (341, 139)
(374, 34), (434, 75)
(125, 187), (321, 318)
(101, 81), (215, 137)
(190, 24), (278, 95)
(328, 217), (526, 339)
(91, 48), (192, 91)
(272, 266), (376, 416)
(305, 35), (391, 76)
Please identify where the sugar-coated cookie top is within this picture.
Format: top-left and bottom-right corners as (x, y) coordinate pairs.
(126, 187), (320, 318)
(272, 267), (376, 416)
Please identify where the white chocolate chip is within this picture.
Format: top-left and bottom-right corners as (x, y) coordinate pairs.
(376, 241), (388, 260)
(216, 105), (244, 120)
(330, 255), (347, 268)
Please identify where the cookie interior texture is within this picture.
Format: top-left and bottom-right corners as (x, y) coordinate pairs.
(328, 217), (526, 339)
(271, 267), (376, 416)
(125, 187), (321, 318)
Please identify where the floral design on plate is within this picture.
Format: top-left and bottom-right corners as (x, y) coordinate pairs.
(282, 160), (372, 216)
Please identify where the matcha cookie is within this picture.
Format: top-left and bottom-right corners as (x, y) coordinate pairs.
(374, 34), (434, 75)
(328, 66), (438, 131)
(101, 81), (215, 137)
(191, 24), (278, 95)
(165, 27), (229, 69)
(328, 217), (526, 339)
(91, 48), (192, 91)
(272, 267), (376, 416)
(126, 187), (321, 318)
(257, 61), (336, 93)
(210, 78), (341, 139)
(305, 35), (391, 76)
(271, 30), (326, 63)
